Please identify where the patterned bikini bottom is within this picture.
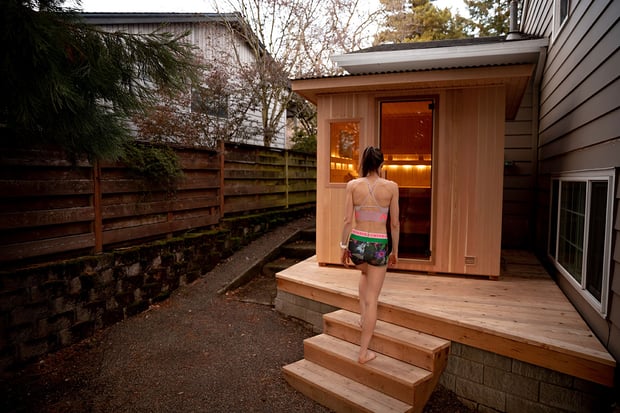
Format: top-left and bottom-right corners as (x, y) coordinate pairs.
(347, 229), (389, 267)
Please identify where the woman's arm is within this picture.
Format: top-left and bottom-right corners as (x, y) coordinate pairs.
(340, 181), (355, 266)
(388, 182), (400, 265)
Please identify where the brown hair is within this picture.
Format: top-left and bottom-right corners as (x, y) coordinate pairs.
(360, 146), (384, 177)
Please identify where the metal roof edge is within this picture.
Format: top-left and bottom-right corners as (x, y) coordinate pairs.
(331, 38), (549, 74)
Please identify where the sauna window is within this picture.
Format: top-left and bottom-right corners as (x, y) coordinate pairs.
(548, 170), (614, 316)
(329, 121), (360, 183)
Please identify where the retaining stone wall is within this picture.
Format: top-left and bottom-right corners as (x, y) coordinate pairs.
(441, 342), (612, 413)
(0, 206), (313, 374)
(275, 291), (615, 413)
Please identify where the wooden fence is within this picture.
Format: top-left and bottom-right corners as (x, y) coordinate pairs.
(0, 143), (316, 266)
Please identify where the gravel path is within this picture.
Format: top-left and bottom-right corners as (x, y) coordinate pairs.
(1, 214), (471, 413)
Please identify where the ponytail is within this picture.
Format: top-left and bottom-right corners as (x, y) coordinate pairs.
(360, 146), (384, 177)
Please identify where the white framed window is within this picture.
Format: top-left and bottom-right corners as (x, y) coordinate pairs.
(548, 169), (614, 316)
(552, 0), (570, 41)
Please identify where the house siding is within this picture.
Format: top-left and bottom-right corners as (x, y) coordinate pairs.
(503, 82), (537, 248)
(522, 0), (620, 366)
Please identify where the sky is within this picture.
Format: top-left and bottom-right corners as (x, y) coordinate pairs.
(73, 0), (469, 15)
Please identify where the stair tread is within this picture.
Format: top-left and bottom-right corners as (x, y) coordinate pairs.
(282, 242), (316, 250)
(264, 258), (300, 269)
(284, 359), (412, 413)
(305, 334), (432, 385)
(326, 309), (450, 351)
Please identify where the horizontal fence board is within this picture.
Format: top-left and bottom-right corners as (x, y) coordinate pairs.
(0, 196), (91, 213)
(1, 233), (95, 262)
(0, 180), (93, 196)
(0, 167), (92, 181)
(0, 148), (91, 167)
(288, 182), (316, 191)
(224, 196), (287, 214)
(102, 214), (220, 245)
(224, 184), (287, 196)
(1, 222), (92, 246)
(0, 207), (95, 229)
(101, 196), (220, 219)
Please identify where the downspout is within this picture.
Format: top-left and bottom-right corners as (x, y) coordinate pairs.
(531, 46), (547, 249)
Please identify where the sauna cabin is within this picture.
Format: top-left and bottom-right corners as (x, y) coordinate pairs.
(292, 38), (547, 277)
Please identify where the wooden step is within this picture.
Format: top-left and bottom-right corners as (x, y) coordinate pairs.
(304, 334), (432, 405)
(281, 240), (316, 259)
(283, 359), (413, 413)
(323, 309), (450, 373)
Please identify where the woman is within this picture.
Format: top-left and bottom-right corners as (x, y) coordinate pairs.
(340, 146), (400, 364)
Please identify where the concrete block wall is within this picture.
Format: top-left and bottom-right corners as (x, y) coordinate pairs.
(275, 290), (338, 333)
(440, 342), (614, 413)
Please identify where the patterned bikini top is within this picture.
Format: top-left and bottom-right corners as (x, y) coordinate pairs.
(354, 178), (389, 223)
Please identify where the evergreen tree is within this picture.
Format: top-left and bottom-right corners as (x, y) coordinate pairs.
(374, 0), (470, 44)
(0, 0), (200, 160)
(465, 0), (511, 36)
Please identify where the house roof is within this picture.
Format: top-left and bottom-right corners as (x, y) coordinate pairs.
(331, 35), (549, 74)
(292, 35), (549, 119)
(77, 12), (242, 26)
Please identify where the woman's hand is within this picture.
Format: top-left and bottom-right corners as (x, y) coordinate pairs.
(341, 248), (350, 268)
(388, 252), (398, 267)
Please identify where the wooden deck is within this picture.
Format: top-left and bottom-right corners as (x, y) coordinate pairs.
(277, 250), (616, 387)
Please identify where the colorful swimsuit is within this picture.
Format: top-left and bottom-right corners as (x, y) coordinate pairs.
(348, 179), (390, 267)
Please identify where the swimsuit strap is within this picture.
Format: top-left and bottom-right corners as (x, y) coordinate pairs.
(356, 178), (388, 211)
(354, 178), (389, 223)
(357, 178), (380, 208)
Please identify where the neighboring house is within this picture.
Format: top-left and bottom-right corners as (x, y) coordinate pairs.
(80, 12), (287, 149)
(278, 0), (618, 410)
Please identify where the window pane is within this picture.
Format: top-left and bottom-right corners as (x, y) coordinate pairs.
(586, 181), (608, 300)
(330, 121), (359, 183)
(558, 181), (585, 282)
(549, 179), (559, 258)
(560, 0), (569, 24)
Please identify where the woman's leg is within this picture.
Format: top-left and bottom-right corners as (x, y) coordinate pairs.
(358, 264), (387, 363)
(356, 263), (368, 326)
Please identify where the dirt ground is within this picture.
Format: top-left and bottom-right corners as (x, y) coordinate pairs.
(1, 215), (472, 413)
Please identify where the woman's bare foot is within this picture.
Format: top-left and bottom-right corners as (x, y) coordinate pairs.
(358, 350), (376, 364)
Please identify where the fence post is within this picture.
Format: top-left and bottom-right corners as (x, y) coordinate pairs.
(285, 150), (289, 208)
(93, 160), (103, 253)
(219, 139), (225, 218)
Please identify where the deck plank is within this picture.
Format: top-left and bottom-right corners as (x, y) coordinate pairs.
(277, 254), (616, 387)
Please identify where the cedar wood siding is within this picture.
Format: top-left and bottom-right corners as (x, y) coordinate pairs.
(522, 0), (620, 364)
(88, 17), (286, 149)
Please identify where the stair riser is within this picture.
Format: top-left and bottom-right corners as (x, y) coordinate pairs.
(324, 318), (440, 373)
(280, 245), (315, 259)
(304, 340), (415, 404)
(283, 371), (364, 413)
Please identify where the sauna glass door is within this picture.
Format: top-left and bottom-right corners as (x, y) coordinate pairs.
(380, 100), (433, 259)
